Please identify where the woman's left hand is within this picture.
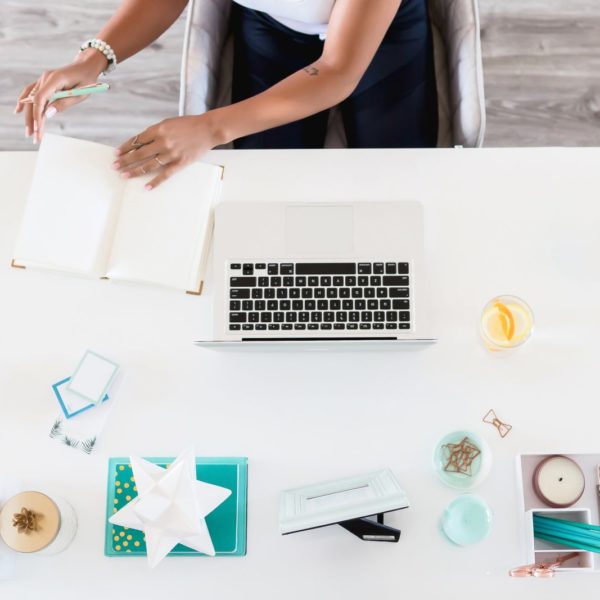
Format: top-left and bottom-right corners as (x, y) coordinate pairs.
(113, 114), (222, 190)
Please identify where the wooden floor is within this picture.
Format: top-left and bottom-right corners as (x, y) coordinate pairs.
(1, 0), (600, 150)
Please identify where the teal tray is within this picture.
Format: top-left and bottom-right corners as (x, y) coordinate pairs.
(105, 456), (247, 557)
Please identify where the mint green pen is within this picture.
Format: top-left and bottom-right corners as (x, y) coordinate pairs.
(20, 83), (109, 104)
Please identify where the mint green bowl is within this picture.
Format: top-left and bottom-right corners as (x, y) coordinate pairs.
(441, 494), (493, 545)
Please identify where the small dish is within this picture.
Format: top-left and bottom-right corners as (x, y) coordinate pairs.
(433, 430), (492, 490)
(441, 495), (493, 546)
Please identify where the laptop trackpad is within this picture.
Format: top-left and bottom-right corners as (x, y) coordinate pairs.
(285, 205), (354, 256)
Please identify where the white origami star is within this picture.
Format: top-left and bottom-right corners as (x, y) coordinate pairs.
(109, 448), (231, 568)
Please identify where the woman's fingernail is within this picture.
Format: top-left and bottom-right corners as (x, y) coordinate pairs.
(115, 148), (122, 156)
(144, 184), (152, 191)
(121, 172), (130, 179)
(45, 106), (57, 119)
(25, 126), (31, 138)
(112, 161), (120, 170)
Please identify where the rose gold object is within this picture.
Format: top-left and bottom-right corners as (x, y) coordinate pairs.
(509, 552), (579, 578)
(482, 409), (512, 438)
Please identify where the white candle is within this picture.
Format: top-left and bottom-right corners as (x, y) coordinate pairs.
(533, 455), (585, 508)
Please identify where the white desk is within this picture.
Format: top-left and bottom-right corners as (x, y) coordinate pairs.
(1, 147), (600, 599)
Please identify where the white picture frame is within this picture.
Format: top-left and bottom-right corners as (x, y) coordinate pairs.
(279, 469), (409, 535)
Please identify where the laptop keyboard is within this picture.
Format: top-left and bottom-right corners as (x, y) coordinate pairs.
(227, 262), (411, 334)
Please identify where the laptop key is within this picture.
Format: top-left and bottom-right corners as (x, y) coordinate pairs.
(230, 264), (241, 270)
(398, 323), (410, 329)
(242, 324), (254, 330)
(398, 263), (409, 274)
(302, 288), (313, 299)
(243, 264), (253, 275)
(315, 289), (325, 298)
(320, 276), (331, 286)
(339, 288), (350, 298)
(305, 300), (316, 310)
(333, 276), (344, 286)
(381, 299), (391, 309)
(386, 311), (398, 321)
(361, 311), (373, 322)
(230, 301), (240, 311)
(310, 312), (322, 322)
(386, 263), (397, 274)
(330, 300), (341, 310)
(261, 313), (272, 322)
(360, 323), (372, 329)
(271, 277), (282, 287)
(327, 288), (337, 298)
(242, 300), (252, 311)
(358, 276), (368, 286)
(268, 324), (280, 330)
(373, 323), (384, 329)
(281, 264), (294, 275)
(352, 288), (363, 298)
(324, 312), (335, 322)
(277, 288), (288, 299)
(394, 299), (410, 309)
(229, 312), (247, 323)
(256, 324), (266, 330)
(364, 288), (375, 298)
(295, 277), (306, 287)
(267, 300), (277, 310)
(230, 288), (250, 299)
(321, 323), (332, 330)
(374, 311), (385, 322)
(294, 323), (306, 330)
(374, 263), (384, 274)
(345, 276), (356, 286)
(376, 288), (387, 298)
(347, 323), (358, 330)
(399, 311), (410, 321)
(280, 301), (291, 311)
(308, 323), (319, 330)
(334, 323), (345, 330)
(342, 300), (353, 310)
(229, 324), (241, 330)
(358, 263), (371, 274)
(308, 276), (319, 286)
(265, 289), (276, 299)
(349, 311), (360, 322)
(368, 300), (378, 310)
(286, 312), (297, 322)
(255, 301), (266, 311)
(268, 264), (278, 275)
(299, 312), (309, 322)
(383, 276), (409, 286)
(282, 324), (293, 330)
(290, 289), (300, 299)
(230, 277), (256, 287)
(255, 263), (266, 270)
(370, 276), (381, 286)
(252, 289), (263, 299)
(336, 311), (348, 322)
(292, 300), (303, 310)
(297, 263), (355, 275)
(386, 323), (398, 329)
(274, 312), (285, 322)
(249, 312), (259, 323)
(390, 288), (409, 298)
(317, 300), (327, 310)
(283, 277), (294, 287)
(355, 300), (366, 310)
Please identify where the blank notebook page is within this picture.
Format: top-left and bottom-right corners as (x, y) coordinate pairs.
(105, 162), (221, 291)
(13, 134), (124, 276)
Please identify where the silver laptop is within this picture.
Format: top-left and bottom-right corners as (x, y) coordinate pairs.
(196, 200), (436, 348)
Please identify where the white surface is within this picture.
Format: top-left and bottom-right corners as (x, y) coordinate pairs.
(110, 449), (231, 567)
(1, 147), (600, 599)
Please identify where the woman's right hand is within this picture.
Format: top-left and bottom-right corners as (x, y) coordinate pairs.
(15, 49), (107, 143)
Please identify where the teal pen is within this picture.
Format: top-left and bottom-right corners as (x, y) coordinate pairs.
(534, 532), (600, 554)
(534, 515), (600, 532)
(19, 83), (109, 104)
(534, 522), (600, 545)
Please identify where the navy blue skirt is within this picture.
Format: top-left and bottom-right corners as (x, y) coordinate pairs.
(231, 0), (438, 149)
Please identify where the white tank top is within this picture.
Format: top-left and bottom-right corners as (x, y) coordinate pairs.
(233, 0), (336, 37)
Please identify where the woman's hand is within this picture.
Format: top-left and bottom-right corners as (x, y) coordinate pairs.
(15, 49), (107, 143)
(113, 114), (223, 190)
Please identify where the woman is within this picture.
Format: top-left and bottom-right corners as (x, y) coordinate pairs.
(15, 0), (437, 189)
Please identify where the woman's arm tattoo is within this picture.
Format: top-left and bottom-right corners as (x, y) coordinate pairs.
(303, 65), (320, 76)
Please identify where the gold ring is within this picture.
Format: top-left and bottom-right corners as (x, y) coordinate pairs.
(154, 156), (165, 167)
(131, 135), (145, 151)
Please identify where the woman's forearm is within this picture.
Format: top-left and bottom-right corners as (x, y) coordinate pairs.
(210, 59), (358, 145)
(95, 0), (189, 64)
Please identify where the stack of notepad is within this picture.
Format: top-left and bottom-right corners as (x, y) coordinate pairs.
(12, 134), (223, 294)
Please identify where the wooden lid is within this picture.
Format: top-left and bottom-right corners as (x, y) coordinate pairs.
(0, 491), (61, 552)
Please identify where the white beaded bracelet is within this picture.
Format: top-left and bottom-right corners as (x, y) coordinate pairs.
(80, 38), (117, 75)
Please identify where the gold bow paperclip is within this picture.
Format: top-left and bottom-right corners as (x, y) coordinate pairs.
(483, 409), (512, 438)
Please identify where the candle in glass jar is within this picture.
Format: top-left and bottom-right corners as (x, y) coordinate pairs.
(533, 456), (585, 508)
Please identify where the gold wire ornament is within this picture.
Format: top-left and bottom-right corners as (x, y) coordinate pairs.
(483, 409), (512, 438)
(12, 507), (38, 534)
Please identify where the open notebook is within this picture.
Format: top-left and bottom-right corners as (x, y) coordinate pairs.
(12, 134), (223, 294)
